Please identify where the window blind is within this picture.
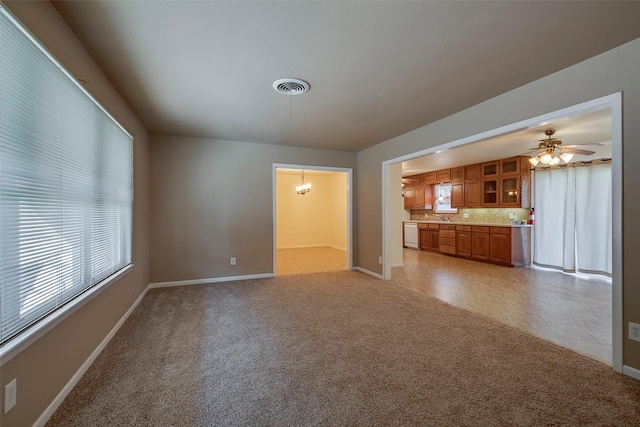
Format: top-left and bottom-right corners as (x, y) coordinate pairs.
(0, 7), (133, 345)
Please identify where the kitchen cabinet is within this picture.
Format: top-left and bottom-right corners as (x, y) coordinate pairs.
(451, 182), (464, 208)
(436, 169), (451, 183)
(424, 172), (437, 184)
(482, 161), (499, 178)
(413, 222), (530, 267)
(464, 164), (482, 207)
(482, 178), (499, 206)
(465, 164), (482, 181)
(409, 156), (531, 210)
(465, 179), (482, 207)
(472, 226), (490, 260)
(490, 227), (512, 265)
(404, 174), (431, 209)
(403, 185), (414, 209)
(500, 175), (520, 206)
(429, 223), (439, 251)
(418, 223), (440, 251)
(451, 167), (464, 182)
(420, 228), (430, 249)
(500, 157), (521, 175)
(456, 225), (472, 257)
(439, 224), (456, 254)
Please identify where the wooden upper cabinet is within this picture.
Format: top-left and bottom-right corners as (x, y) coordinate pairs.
(451, 182), (464, 208)
(465, 164), (482, 181)
(424, 184), (434, 208)
(450, 167), (464, 183)
(500, 157), (521, 175)
(482, 178), (499, 206)
(482, 161), (499, 178)
(500, 175), (520, 206)
(403, 174), (425, 209)
(403, 186), (414, 209)
(465, 180), (482, 207)
(410, 173), (424, 187)
(414, 182), (425, 208)
(436, 169), (451, 183)
(424, 172), (437, 184)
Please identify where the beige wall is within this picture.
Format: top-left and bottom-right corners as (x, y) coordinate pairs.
(356, 38), (640, 370)
(149, 134), (356, 283)
(0, 2), (150, 426)
(276, 172), (347, 251)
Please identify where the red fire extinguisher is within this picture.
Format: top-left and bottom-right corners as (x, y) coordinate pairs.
(529, 208), (535, 225)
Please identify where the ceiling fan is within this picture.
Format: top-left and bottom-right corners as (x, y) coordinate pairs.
(528, 129), (597, 166)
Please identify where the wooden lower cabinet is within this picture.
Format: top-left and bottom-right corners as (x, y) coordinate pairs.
(456, 225), (472, 257)
(490, 227), (512, 265)
(429, 229), (439, 251)
(419, 228), (430, 249)
(413, 223), (530, 267)
(472, 227), (490, 261)
(419, 223), (440, 252)
(439, 225), (456, 254)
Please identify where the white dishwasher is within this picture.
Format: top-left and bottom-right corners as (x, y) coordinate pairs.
(404, 222), (419, 249)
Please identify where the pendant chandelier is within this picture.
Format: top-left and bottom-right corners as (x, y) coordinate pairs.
(296, 170), (311, 195)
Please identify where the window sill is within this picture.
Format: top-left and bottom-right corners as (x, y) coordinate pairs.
(0, 264), (133, 367)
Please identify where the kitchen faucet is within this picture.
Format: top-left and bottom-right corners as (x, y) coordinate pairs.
(434, 214), (450, 222)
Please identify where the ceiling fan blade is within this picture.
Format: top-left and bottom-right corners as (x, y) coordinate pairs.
(563, 143), (604, 147)
(562, 147), (595, 155)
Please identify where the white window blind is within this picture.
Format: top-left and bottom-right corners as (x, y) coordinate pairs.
(0, 7), (133, 346)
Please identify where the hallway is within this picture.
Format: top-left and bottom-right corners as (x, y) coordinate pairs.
(392, 249), (612, 365)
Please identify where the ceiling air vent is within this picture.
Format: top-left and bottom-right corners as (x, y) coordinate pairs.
(273, 78), (310, 95)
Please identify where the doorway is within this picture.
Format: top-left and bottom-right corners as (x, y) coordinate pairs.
(273, 165), (353, 276)
(382, 93), (623, 372)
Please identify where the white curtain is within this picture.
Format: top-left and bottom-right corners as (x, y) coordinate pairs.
(574, 164), (612, 275)
(533, 167), (576, 272)
(533, 162), (612, 277)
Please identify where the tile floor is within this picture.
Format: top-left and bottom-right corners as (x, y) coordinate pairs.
(392, 248), (612, 365)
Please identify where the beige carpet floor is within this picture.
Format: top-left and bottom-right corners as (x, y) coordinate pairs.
(47, 271), (640, 426)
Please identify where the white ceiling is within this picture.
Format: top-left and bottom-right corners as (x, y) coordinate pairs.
(402, 108), (612, 176)
(51, 1), (640, 153)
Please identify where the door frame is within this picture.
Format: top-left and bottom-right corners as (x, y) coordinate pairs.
(381, 92), (623, 373)
(272, 163), (353, 275)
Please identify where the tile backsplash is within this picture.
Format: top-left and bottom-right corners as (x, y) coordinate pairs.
(410, 208), (530, 224)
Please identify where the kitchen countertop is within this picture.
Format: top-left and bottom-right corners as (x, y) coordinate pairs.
(403, 220), (533, 228)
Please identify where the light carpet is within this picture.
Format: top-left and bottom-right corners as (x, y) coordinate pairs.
(46, 271), (640, 426)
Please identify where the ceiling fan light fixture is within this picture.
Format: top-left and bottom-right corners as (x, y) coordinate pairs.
(540, 152), (553, 163)
(529, 156), (540, 166)
(560, 152), (574, 163)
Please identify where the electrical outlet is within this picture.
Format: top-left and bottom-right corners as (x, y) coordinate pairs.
(4, 378), (16, 414)
(230, 257), (236, 266)
(630, 322), (640, 342)
(463, 213), (469, 218)
(508, 213), (515, 219)
(378, 256), (383, 264)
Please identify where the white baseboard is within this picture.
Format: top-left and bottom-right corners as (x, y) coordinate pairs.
(149, 273), (275, 288)
(34, 285), (150, 427)
(353, 266), (384, 280)
(390, 263), (404, 268)
(623, 364), (640, 381)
